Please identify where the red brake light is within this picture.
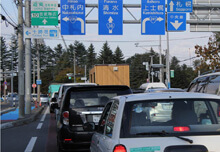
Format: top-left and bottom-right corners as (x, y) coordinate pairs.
(113, 145), (126, 152)
(64, 139), (71, 141)
(173, 126), (190, 132)
(63, 111), (69, 118)
(62, 111), (69, 125)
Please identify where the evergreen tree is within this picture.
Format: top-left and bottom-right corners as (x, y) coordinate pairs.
(113, 46), (124, 64)
(9, 34), (18, 71)
(54, 44), (64, 64)
(73, 41), (87, 67)
(97, 42), (114, 64)
(67, 44), (75, 67)
(86, 43), (96, 70)
(0, 36), (10, 71)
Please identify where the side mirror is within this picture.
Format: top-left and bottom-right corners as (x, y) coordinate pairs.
(83, 122), (95, 131)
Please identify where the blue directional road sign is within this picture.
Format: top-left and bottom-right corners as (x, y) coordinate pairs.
(141, 0), (165, 35)
(61, 0), (85, 35)
(36, 80), (42, 85)
(99, 0), (123, 35)
(167, 13), (186, 31)
(167, 0), (193, 12)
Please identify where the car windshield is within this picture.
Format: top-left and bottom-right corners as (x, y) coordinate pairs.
(69, 89), (130, 107)
(121, 99), (220, 138)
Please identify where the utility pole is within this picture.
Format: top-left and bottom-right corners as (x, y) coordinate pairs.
(11, 51), (14, 102)
(84, 65), (87, 83)
(25, 0), (32, 114)
(159, 36), (163, 83)
(18, 0), (25, 118)
(74, 51), (76, 83)
(36, 39), (41, 106)
(166, 32), (171, 88)
(33, 59), (36, 94)
(150, 56), (154, 83)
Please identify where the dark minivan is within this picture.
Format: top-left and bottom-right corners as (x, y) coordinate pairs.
(56, 85), (132, 152)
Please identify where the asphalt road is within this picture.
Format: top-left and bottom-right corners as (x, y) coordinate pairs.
(1, 106), (58, 152)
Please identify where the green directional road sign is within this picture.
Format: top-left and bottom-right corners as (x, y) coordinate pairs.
(31, 1), (58, 26)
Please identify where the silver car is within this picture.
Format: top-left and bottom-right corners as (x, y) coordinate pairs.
(90, 92), (220, 152)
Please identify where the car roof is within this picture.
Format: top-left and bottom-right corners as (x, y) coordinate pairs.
(60, 83), (97, 87)
(145, 88), (185, 92)
(120, 92), (220, 102)
(197, 72), (220, 78)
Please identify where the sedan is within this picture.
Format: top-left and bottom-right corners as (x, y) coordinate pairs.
(90, 92), (220, 152)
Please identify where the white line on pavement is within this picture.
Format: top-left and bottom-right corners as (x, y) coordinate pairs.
(24, 137), (37, 152)
(40, 106), (49, 122)
(36, 123), (43, 130)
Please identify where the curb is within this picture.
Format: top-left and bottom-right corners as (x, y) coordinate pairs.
(0, 107), (44, 130)
(0, 107), (17, 115)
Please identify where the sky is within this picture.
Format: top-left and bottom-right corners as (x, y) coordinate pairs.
(0, 0), (213, 67)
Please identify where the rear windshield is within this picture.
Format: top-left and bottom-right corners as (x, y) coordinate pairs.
(121, 99), (220, 137)
(69, 88), (131, 108)
(40, 94), (48, 97)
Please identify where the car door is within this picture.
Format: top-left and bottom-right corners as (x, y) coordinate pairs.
(91, 102), (112, 152)
(97, 100), (120, 152)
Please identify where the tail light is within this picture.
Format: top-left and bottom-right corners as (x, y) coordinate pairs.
(173, 126), (190, 132)
(62, 111), (69, 125)
(113, 145), (126, 152)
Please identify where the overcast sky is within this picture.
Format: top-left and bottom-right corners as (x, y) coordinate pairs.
(1, 0), (213, 66)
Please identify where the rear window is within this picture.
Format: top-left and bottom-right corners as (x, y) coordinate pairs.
(68, 88), (131, 108)
(40, 94), (48, 97)
(121, 99), (220, 138)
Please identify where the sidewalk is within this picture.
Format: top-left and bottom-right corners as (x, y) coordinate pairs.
(0, 105), (44, 130)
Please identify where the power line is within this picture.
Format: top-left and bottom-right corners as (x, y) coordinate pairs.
(0, 14), (17, 29)
(11, 0), (18, 23)
(44, 36), (210, 43)
(0, 4), (17, 26)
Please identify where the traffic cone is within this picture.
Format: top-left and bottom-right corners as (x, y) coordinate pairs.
(39, 101), (41, 107)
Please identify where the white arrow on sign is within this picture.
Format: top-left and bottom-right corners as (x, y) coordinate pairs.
(170, 20), (183, 30)
(157, 17), (164, 22)
(62, 16), (85, 33)
(169, 1), (174, 12)
(42, 19), (47, 25)
(76, 18), (85, 33)
(142, 18), (150, 33)
(62, 17), (69, 22)
(108, 16), (113, 23)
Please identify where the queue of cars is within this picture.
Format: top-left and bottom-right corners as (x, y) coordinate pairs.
(48, 73), (220, 152)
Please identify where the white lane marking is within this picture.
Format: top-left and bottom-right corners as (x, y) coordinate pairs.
(40, 106), (49, 122)
(24, 137), (37, 152)
(36, 123), (43, 129)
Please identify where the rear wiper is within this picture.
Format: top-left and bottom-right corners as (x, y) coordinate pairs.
(136, 130), (193, 144)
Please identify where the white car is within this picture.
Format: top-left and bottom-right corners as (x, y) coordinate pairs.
(139, 82), (167, 91)
(90, 92), (220, 152)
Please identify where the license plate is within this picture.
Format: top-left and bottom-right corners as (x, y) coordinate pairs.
(93, 115), (101, 123)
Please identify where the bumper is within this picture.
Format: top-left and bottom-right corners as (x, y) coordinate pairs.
(57, 125), (94, 151)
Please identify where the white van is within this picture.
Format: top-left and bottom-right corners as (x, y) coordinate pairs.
(90, 92), (220, 152)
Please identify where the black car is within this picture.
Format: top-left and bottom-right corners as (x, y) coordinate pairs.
(56, 85), (132, 152)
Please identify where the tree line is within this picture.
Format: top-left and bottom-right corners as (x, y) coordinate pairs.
(1, 33), (219, 94)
